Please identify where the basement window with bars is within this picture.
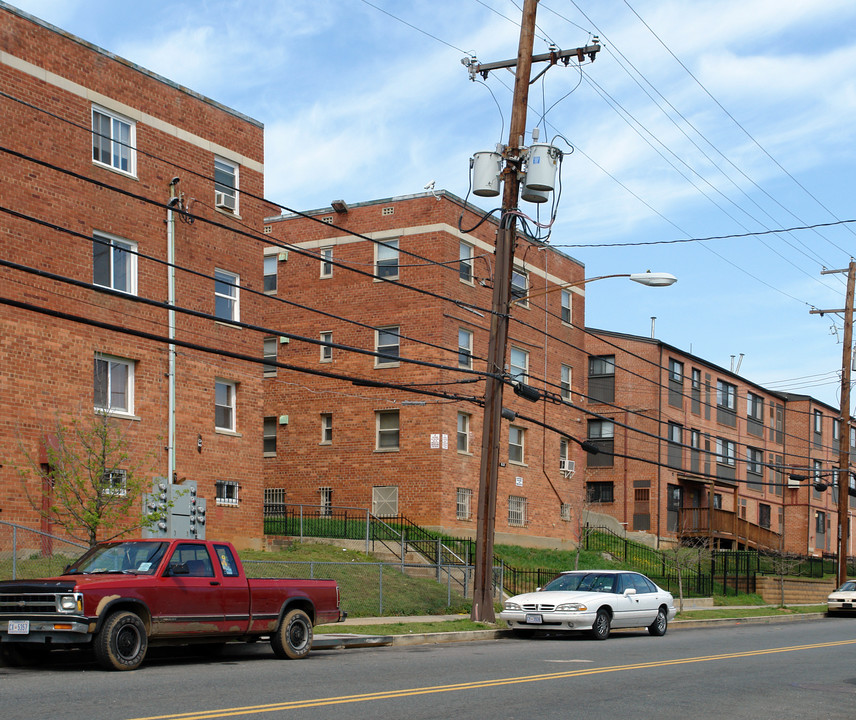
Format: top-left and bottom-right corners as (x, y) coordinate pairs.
(215, 480), (240, 507)
(508, 496), (528, 527)
(456, 487), (473, 521)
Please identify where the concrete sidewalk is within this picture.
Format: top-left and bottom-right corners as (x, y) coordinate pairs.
(312, 600), (828, 650)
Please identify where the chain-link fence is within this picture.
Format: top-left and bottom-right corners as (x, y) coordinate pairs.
(0, 521), (87, 580)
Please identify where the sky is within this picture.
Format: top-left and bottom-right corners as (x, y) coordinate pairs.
(9, 0), (856, 409)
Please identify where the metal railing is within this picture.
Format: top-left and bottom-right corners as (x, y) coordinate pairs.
(0, 521), (87, 580)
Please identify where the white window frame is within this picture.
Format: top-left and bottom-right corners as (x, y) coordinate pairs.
(456, 487), (473, 520)
(92, 105), (136, 176)
(459, 241), (474, 283)
(457, 412), (470, 454)
(215, 379), (237, 432)
(93, 232), (137, 295)
(263, 254), (277, 294)
(509, 347), (529, 384)
(376, 410), (400, 451)
(375, 326), (400, 367)
(510, 267), (528, 306)
(214, 268), (240, 323)
(320, 246), (334, 278)
(715, 437), (736, 466)
(716, 380), (736, 411)
(215, 480), (240, 507)
(508, 495), (527, 527)
(375, 238), (399, 280)
(214, 156), (239, 214)
(320, 413), (333, 444)
(94, 354), (134, 415)
(320, 331), (333, 362)
(560, 289), (572, 324)
(509, 425), (525, 465)
(561, 364), (572, 401)
(101, 469), (128, 497)
(559, 437), (570, 470)
(458, 328), (473, 369)
(263, 416), (277, 456)
(319, 487), (333, 517)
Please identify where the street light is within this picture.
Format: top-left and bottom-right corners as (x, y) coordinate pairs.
(471, 268), (677, 622)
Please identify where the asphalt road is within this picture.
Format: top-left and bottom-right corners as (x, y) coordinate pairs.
(3, 618), (855, 720)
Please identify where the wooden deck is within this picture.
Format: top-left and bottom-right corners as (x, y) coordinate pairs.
(678, 506), (782, 551)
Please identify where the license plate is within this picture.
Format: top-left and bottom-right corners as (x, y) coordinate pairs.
(525, 614), (543, 624)
(8, 620), (29, 635)
(843, 603), (852, 609)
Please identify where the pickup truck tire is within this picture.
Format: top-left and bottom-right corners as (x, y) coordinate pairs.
(94, 611), (148, 671)
(271, 608), (313, 660)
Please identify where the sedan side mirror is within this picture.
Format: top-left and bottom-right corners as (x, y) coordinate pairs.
(624, 587), (637, 596)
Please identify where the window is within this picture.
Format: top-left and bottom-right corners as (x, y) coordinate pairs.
(508, 496), (527, 526)
(321, 413), (333, 444)
(586, 419), (614, 466)
(715, 437), (736, 466)
(457, 412), (470, 453)
(716, 380), (737, 426)
(816, 510), (826, 536)
(759, 503), (771, 529)
(375, 239), (399, 279)
(93, 233), (136, 294)
(376, 410), (399, 451)
(215, 379), (236, 431)
(668, 358), (683, 407)
(215, 480), (239, 506)
(456, 488), (472, 520)
(459, 241), (474, 283)
(560, 289), (572, 324)
(319, 487), (333, 517)
(320, 246), (333, 278)
(214, 157), (238, 213)
(747, 447), (763, 491)
(214, 544), (239, 577)
(559, 437), (570, 472)
(372, 485), (398, 516)
(747, 392), (764, 436)
(263, 417), (277, 455)
(320, 331), (333, 362)
(510, 267), (528, 305)
(668, 359), (683, 383)
(214, 269), (240, 322)
(92, 106), (135, 175)
(458, 328), (473, 369)
(834, 418), (841, 442)
(264, 488), (286, 515)
(263, 337), (277, 377)
(813, 459), (824, 500)
(509, 347), (529, 383)
(560, 503), (572, 521)
(101, 469), (127, 497)
(509, 426), (525, 464)
(263, 255), (277, 293)
(94, 355), (134, 414)
(587, 482), (614, 503)
(667, 422), (682, 469)
(813, 410), (823, 447)
(588, 355), (615, 404)
(375, 326), (400, 366)
(560, 365), (572, 401)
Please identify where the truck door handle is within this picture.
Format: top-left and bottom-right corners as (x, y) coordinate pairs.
(210, 581), (220, 586)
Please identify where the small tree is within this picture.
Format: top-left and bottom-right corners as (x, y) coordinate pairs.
(662, 538), (710, 612)
(16, 411), (159, 546)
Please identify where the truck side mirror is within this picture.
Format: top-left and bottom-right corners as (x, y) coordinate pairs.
(165, 562), (189, 576)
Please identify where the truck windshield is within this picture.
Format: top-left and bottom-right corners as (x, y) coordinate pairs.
(66, 541), (169, 575)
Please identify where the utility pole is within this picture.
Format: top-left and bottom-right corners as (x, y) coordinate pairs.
(812, 260), (855, 586)
(470, 0), (538, 623)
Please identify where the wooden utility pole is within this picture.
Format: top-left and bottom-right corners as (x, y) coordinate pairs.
(813, 260), (855, 586)
(470, 0), (539, 623)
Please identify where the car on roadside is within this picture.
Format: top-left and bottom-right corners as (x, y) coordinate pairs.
(827, 580), (856, 615)
(499, 569), (676, 640)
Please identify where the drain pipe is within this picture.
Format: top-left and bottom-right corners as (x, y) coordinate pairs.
(166, 178), (179, 484)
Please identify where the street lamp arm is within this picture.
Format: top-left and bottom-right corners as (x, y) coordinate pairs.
(511, 271), (676, 306)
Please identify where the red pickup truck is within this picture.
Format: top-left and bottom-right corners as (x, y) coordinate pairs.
(0, 538), (345, 670)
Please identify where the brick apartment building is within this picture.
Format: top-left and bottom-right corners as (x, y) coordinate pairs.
(262, 192), (592, 548)
(584, 329), (854, 555)
(0, 3), (269, 548)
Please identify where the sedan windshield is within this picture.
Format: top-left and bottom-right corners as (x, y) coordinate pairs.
(65, 541), (168, 575)
(836, 581), (856, 592)
(543, 573), (617, 593)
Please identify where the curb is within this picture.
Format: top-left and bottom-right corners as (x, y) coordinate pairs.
(312, 612), (829, 650)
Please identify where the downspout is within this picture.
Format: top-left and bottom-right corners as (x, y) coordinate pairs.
(167, 180), (178, 485)
(656, 343), (663, 548)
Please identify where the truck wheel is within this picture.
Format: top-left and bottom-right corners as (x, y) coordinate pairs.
(271, 608), (313, 659)
(94, 611), (148, 671)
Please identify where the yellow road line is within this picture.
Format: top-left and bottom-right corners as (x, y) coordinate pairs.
(128, 638), (856, 720)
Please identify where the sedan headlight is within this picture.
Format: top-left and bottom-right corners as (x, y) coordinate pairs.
(555, 603), (588, 612)
(504, 602), (522, 611)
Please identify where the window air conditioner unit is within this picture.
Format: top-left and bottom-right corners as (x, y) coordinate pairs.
(215, 190), (236, 212)
(559, 459), (575, 478)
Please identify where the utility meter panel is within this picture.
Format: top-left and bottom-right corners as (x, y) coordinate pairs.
(142, 479), (206, 540)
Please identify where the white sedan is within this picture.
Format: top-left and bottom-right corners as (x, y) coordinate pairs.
(827, 580), (856, 615)
(499, 569), (676, 640)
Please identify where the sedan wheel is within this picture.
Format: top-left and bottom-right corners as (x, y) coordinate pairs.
(590, 609), (611, 640)
(648, 607), (668, 636)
